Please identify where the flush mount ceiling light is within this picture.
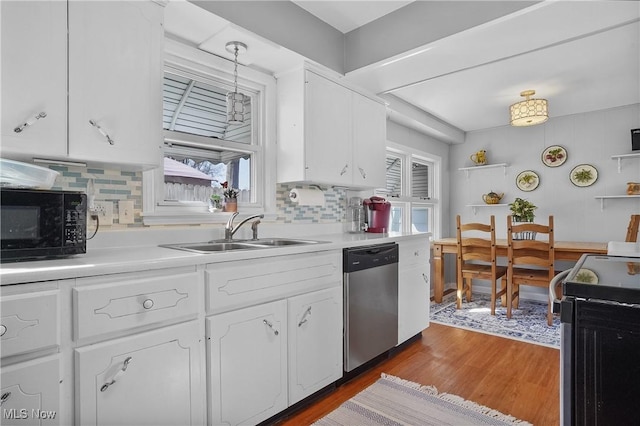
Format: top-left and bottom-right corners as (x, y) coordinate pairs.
(225, 41), (248, 125)
(509, 90), (549, 127)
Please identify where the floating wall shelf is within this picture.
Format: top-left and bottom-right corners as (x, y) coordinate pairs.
(466, 204), (508, 215)
(611, 153), (640, 173)
(458, 163), (509, 179)
(593, 195), (640, 211)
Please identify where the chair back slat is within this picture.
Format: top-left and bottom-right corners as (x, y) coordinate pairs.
(626, 215), (640, 243)
(507, 215), (555, 275)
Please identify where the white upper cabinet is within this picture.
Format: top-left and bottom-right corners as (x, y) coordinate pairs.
(1, 0), (68, 160)
(277, 68), (387, 189)
(68, 1), (164, 170)
(1, 1), (164, 170)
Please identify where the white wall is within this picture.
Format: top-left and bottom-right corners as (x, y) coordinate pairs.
(449, 103), (640, 242)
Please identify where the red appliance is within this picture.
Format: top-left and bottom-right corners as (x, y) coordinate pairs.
(363, 196), (391, 233)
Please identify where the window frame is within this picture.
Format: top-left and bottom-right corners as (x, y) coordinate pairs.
(380, 142), (442, 239)
(143, 38), (276, 225)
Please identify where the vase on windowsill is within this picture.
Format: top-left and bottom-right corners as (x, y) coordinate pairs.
(224, 199), (237, 212)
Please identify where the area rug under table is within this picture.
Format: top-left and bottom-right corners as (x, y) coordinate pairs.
(430, 293), (560, 348)
(312, 374), (531, 426)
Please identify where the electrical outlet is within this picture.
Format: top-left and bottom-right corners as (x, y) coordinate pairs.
(92, 201), (113, 226)
(118, 200), (135, 224)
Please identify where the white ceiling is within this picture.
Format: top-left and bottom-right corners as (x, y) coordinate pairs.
(164, 1), (640, 139)
(291, 1), (415, 33)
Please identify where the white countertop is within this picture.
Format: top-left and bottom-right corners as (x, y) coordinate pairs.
(0, 232), (429, 286)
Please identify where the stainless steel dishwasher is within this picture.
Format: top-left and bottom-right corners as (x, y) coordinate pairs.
(343, 243), (399, 372)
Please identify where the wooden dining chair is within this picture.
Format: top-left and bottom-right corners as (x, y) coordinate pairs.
(506, 215), (559, 326)
(455, 215), (507, 315)
(626, 214), (640, 242)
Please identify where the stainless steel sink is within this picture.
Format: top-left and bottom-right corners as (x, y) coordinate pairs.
(160, 242), (264, 253)
(160, 238), (327, 254)
(249, 238), (325, 247)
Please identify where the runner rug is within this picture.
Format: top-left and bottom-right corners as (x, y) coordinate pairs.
(312, 374), (531, 426)
(430, 293), (560, 348)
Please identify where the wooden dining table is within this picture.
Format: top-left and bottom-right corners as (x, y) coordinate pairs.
(431, 237), (608, 303)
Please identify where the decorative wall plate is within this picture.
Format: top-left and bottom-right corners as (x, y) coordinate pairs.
(570, 164), (598, 187)
(541, 145), (567, 167)
(574, 268), (598, 284)
(516, 170), (540, 192)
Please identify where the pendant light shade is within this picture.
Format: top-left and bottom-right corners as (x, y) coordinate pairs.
(225, 41), (249, 125)
(509, 90), (548, 127)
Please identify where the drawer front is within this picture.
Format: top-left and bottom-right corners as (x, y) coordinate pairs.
(1, 290), (59, 358)
(399, 238), (430, 268)
(74, 267), (201, 341)
(206, 251), (341, 315)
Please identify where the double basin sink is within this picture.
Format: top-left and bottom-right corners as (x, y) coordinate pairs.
(161, 238), (327, 254)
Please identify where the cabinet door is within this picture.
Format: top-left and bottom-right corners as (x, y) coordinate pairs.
(288, 287), (343, 405)
(0, 0), (67, 160)
(1, 356), (60, 426)
(398, 265), (430, 344)
(207, 300), (287, 425)
(352, 94), (387, 189)
(75, 321), (204, 426)
(304, 71), (352, 186)
(68, 1), (163, 170)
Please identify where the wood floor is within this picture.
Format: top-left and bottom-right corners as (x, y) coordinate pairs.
(276, 323), (560, 425)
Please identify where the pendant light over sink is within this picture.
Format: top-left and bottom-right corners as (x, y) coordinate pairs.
(225, 41), (248, 125)
(509, 90), (549, 127)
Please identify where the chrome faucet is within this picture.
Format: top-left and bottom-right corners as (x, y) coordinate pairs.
(225, 212), (265, 241)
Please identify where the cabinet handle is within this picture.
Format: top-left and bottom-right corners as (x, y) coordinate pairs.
(0, 392), (11, 406)
(0, 324), (6, 337)
(263, 319), (279, 336)
(358, 167), (366, 179)
(422, 273), (429, 284)
(414, 251), (420, 257)
(100, 356), (132, 392)
(298, 306), (312, 327)
(89, 119), (115, 145)
(340, 164), (349, 176)
(142, 299), (154, 310)
(14, 112), (47, 133)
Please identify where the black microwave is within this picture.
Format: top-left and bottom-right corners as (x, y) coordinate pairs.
(1, 188), (87, 262)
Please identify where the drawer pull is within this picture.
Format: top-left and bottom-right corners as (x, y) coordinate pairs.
(0, 392), (11, 406)
(263, 319), (279, 336)
(142, 299), (154, 310)
(0, 324), (6, 337)
(100, 356), (132, 392)
(298, 306), (312, 327)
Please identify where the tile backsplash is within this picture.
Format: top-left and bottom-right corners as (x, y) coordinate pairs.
(50, 164), (143, 228)
(46, 164), (345, 227)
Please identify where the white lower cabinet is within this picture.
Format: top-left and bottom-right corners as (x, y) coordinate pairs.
(0, 355), (60, 425)
(207, 300), (288, 426)
(207, 287), (344, 425)
(288, 287), (343, 405)
(398, 238), (431, 344)
(75, 321), (204, 426)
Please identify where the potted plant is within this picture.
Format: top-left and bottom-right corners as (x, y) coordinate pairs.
(508, 197), (537, 222)
(209, 194), (222, 212)
(508, 197), (537, 239)
(221, 181), (239, 212)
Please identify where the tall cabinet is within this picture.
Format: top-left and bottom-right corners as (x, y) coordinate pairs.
(1, 0), (164, 170)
